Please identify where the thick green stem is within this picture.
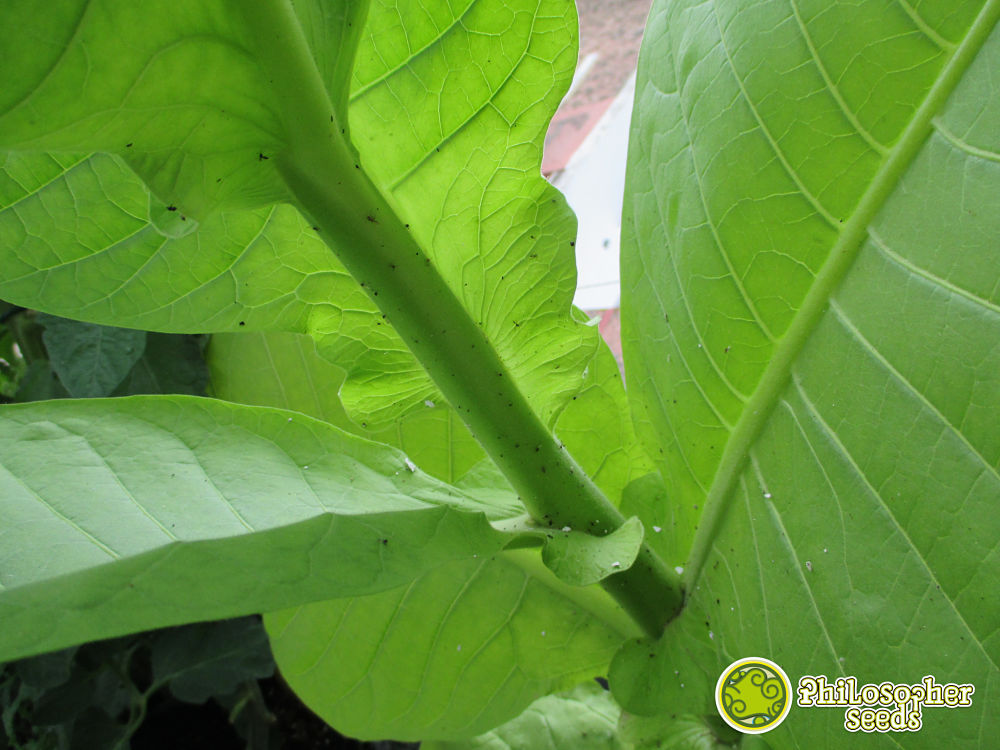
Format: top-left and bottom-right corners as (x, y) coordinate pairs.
(244, 0), (683, 638)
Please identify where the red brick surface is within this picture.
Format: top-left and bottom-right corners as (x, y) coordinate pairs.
(543, 0), (653, 175)
(545, 0), (653, 361)
(573, 0), (653, 110)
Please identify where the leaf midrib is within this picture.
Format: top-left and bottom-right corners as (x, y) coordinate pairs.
(683, 0), (1000, 587)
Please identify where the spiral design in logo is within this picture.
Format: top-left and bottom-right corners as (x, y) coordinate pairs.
(715, 657), (792, 734)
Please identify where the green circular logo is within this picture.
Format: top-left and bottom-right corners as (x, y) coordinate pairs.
(715, 657), (791, 734)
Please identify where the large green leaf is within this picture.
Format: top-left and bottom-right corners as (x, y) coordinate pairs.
(207, 329), (645, 739)
(0, 0), (599, 432)
(328, 0), (595, 429)
(0, 396), (518, 662)
(618, 0), (1000, 746)
(267, 552), (635, 741)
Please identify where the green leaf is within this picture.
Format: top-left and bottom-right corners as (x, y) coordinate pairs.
(325, 0), (596, 430)
(541, 516), (645, 587)
(619, 0), (1000, 745)
(421, 682), (628, 750)
(113, 333), (209, 397)
(0, 396), (516, 662)
(0, 151), (364, 338)
(208, 329), (642, 739)
(0, 0), (295, 216)
(207, 330), (489, 482)
(37, 315), (146, 398)
(0, 0), (599, 434)
(552, 319), (662, 510)
(150, 618), (274, 704)
(266, 551), (636, 742)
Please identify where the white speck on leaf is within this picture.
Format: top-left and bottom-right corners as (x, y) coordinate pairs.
(763, 492), (772, 499)
(611, 561), (621, 568)
(404, 457), (417, 472)
(561, 526), (571, 532)
(652, 525), (662, 533)
(457, 645), (462, 652)
(424, 400), (435, 408)
(805, 560), (813, 572)
(674, 566), (684, 575)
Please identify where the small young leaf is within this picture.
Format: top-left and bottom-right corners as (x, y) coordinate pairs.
(541, 516), (645, 587)
(37, 315), (145, 397)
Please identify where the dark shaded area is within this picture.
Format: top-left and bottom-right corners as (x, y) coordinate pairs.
(1, 623), (421, 750)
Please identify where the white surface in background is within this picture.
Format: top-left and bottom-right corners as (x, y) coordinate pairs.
(553, 72), (636, 311)
(566, 52), (599, 100)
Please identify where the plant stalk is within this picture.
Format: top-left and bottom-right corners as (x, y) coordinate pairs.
(245, 0), (683, 638)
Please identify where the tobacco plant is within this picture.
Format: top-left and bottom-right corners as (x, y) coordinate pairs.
(0, 0), (997, 747)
